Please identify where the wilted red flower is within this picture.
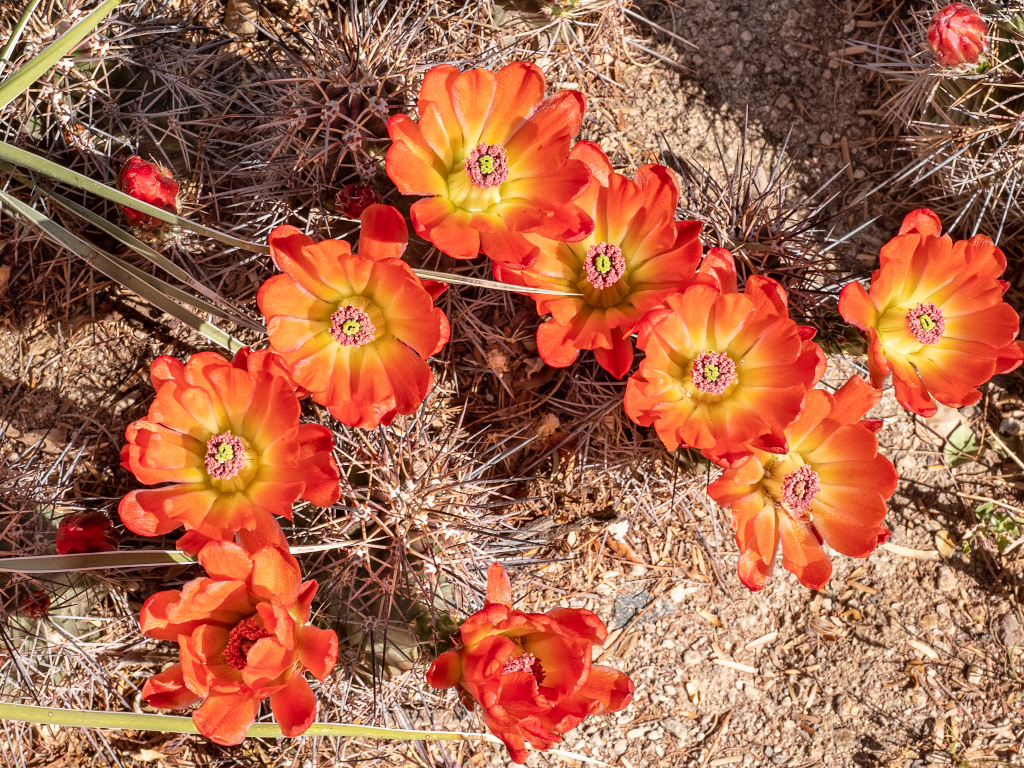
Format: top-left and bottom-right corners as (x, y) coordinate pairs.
(427, 563), (633, 764)
(56, 512), (119, 554)
(119, 350), (340, 552)
(838, 209), (1023, 417)
(928, 4), (988, 67)
(625, 251), (825, 465)
(117, 155), (179, 229)
(140, 541), (338, 746)
(334, 183), (380, 220)
(257, 204), (449, 429)
(707, 377), (898, 591)
(20, 590), (50, 618)
(386, 62), (593, 265)
(497, 142), (701, 378)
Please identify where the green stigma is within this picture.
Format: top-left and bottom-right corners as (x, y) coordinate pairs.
(918, 314), (935, 331)
(702, 363), (720, 382)
(214, 443), (235, 464)
(594, 254), (612, 274)
(477, 155), (495, 175)
(341, 318), (361, 336)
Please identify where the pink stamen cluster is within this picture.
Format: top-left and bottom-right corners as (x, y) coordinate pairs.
(583, 242), (626, 290)
(224, 616), (271, 670)
(780, 464), (820, 520)
(502, 652), (545, 683)
(690, 351), (737, 395)
(330, 304), (375, 346)
(907, 302), (945, 345)
(204, 433), (245, 479)
(465, 143), (509, 188)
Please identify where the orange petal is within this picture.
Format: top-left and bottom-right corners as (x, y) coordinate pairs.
(536, 320), (581, 369)
(298, 625), (339, 681)
(271, 673), (317, 737)
(142, 663), (201, 710)
(427, 650), (464, 689)
(385, 117), (448, 196)
(450, 68), (497, 149)
(198, 540), (252, 582)
(250, 545), (302, 603)
(485, 563), (512, 607)
(358, 204), (409, 261)
(192, 692), (259, 746)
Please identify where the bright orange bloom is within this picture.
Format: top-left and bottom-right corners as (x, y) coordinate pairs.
(427, 564), (633, 764)
(707, 377), (897, 591)
(838, 209), (1023, 417)
(386, 62), (593, 265)
(496, 142), (702, 378)
(140, 541), (338, 745)
(625, 251), (825, 464)
(258, 205), (449, 429)
(119, 350), (340, 552)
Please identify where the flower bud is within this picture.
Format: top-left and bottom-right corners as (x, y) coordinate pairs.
(333, 183), (380, 219)
(928, 4), (988, 67)
(20, 590), (50, 618)
(117, 155), (179, 230)
(56, 512), (119, 554)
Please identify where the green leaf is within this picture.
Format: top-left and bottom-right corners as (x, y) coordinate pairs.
(0, 140), (267, 254)
(0, 0), (120, 111)
(0, 550), (194, 573)
(944, 424), (980, 467)
(0, 702), (466, 741)
(0, 188), (245, 351)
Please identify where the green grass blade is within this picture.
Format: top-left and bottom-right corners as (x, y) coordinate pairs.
(0, 543), (356, 573)
(0, 0), (44, 69)
(413, 268), (582, 297)
(0, 702), (467, 741)
(37, 185), (265, 332)
(0, 550), (195, 573)
(0, 189), (246, 351)
(0, 0), (120, 110)
(0, 140), (268, 254)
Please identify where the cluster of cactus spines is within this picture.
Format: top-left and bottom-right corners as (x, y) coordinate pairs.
(862, 3), (1024, 240)
(665, 127), (856, 350)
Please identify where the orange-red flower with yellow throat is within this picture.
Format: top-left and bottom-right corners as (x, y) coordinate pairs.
(119, 350), (340, 553)
(496, 142), (702, 378)
(624, 251), (825, 465)
(386, 62), (593, 265)
(139, 541), (338, 746)
(257, 204), (450, 429)
(838, 208), (1023, 417)
(426, 563), (633, 764)
(707, 377), (897, 591)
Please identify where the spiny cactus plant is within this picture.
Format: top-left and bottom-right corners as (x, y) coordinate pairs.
(663, 127), (858, 352)
(861, 3), (1024, 240)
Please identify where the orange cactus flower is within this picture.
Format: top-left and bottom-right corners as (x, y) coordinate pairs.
(386, 62), (593, 265)
(257, 204), (449, 429)
(838, 209), (1023, 417)
(427, 563), (633, 764)
(707, 377), (898, 591)
(625, 251), (825, 464)
(140, 541), (338, 745)
(497, 142), (702, 378)
(119, 350), (340, 552)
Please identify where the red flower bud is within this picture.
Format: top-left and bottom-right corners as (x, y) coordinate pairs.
(56, 512), (120, 554)
(928, 4), (988, 67)
(20, 590), (50, 618)
(117, 155), (179, 230)
(334, 183), (380, 219)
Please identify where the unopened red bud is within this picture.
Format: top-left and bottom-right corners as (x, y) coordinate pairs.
(928, 4), (988, 67)
(334, 183), (380, 220)
(20, 590), (50, 618)
(117, 155), (179, 230)
(56, 512), (119, 554)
